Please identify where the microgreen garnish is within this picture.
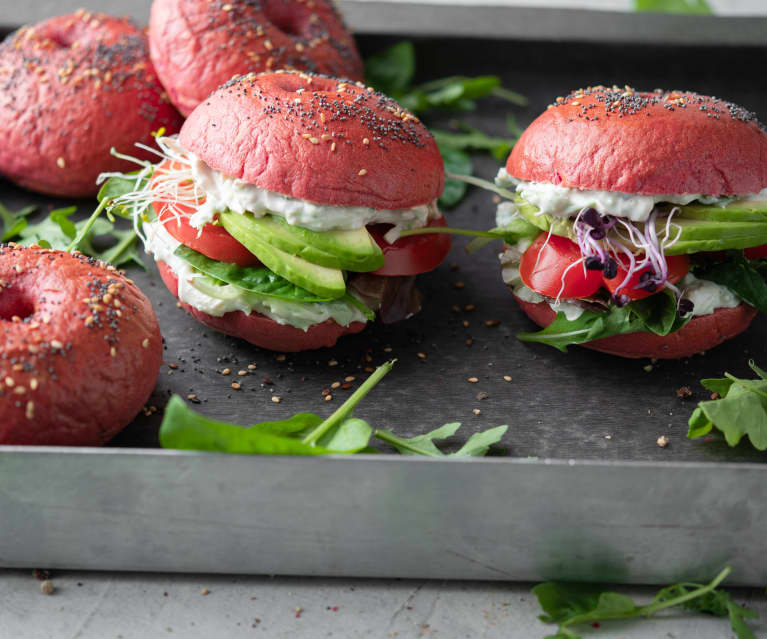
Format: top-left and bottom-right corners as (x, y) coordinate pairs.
(533, 566), (757, 639)
(687, 360), (767, 450)
(160, 362), (507, 457)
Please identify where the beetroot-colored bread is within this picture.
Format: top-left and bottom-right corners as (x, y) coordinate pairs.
(179, 71), (445, 210)
(149, 0), (363, 116)
(0, 11), (183, 197)
(507, 88), (767, 195)
(0, 245), (163, 445)
(158, 261), (366, 352)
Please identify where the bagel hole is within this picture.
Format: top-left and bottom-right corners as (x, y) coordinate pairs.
(0, 288), (35, 322)
(46, 30), (76, 48)
(264, 5), (306, 38)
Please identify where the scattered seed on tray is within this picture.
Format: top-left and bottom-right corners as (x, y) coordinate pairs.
(331, 382), (341, 389)
(454, 281), (465, 289)
(485, 320), (501, 327)
(417, 352), (427, 360)
(344, 376), (355, 382)
(657, 435), (670, 448)
(467, 377), (478, 383)
(220, 368), (231, 375)
(328, 359), (338, 367)
(231, 382), (241, 391)
(676, 386), (692, 399)
(40, 580), (54, 595)
(275, 354), (286, 362)
(473, 409), (481, 415)
(271, 396), (281, 404)
(503, 376), (512, 382)
(476, 392), (489, 400)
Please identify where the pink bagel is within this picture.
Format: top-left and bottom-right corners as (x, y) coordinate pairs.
(507, 87), (767, 196)
(179, 71), (444, 210)
(149, 0), (364, 116)
(158, 261), (366, 351)
(0, 11), (183, 197)
(0, 245), (163, 445)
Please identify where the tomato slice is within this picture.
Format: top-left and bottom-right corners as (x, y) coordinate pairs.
(151, 160), (261, 267)
(603, 253), (690, 301)
(745, 244), (767, 259)
(368, 216), (451, 276)
(519, 233), (603, 299)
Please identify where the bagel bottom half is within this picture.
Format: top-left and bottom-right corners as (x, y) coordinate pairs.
(514, 296), (758, 359)
(157, 262), (366, 352)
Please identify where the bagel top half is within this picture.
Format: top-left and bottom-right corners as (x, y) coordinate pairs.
(179, 70), (445, 210)
(507, 86), (767, 196)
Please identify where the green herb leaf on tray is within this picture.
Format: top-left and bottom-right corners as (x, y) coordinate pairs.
(687, 360), (767, 450)
(160, 361), (507, 458)
(533, 566), (757, 639)
(0, 202), (37, 242)
(432, 127), (516, 163)
(517, 290), (689, 352)
(364, 41), (415, 97)
(694, 252), (767, 313)
(438, 146), (472, 209)
(374, 422), (507, 457)
(634, 0), (713, 14)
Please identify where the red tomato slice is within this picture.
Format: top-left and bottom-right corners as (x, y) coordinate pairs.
(151, 160), (261, 267)
(368, 216), (451, 276)
(745, 244), (767, 259)
(603, 253), (690, 301)
(519, 233), (603, 299)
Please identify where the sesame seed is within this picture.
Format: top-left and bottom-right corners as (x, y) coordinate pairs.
(248, 364), (257, 370)
(110, 347), (117, 357)
(331, 381), (341, 389)
(56, 157), (65, 168)
(309, 137), (320, 144)
(467, 377), (478, 383)
(231, 382), (241, 390)
(324, 395), (333, 402)
(363, 138), (370, 145)
(238, 370), (247, 376)
(358, 169), (367, 176)
(503, 375), (512, 382)
(657, 435), (670, 448)
(222, 3), (233, 10)
(328, 359), (338, 367)
(4, 377), (13, 387)
(187, 394), (197, 400)
(25, 401), (34, 420)
(13, 386), (26, 394)
(50, 340), (63, 349)
(142, 338), (149, 348)
(417, 352), (427, 360)
(472, 409), (481, 415)
(330, 142), (336, 152)
(275, 354), (286, 362)
(344, 376), (355, 382)
(221, 368), (231, 375)
(271, 396), (281, 403)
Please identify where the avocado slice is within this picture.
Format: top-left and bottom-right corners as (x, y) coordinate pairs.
(269, 215), (385, 272)
(672, 201), (767, 222)
(220, 213), (346, 299)
(218, 211), (384, 272)
(660, 218), (767, 255)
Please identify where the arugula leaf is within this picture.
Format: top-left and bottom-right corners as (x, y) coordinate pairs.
(634, 0), (713, 14)
(16, 206), (79, 248)
(693, 252), (767, 313)
(432, 127), (515, 163)
(160, 361), (395, 455)
(374, 423), (507, 457)
(0, 202), (37, 241)
(438, 146), (472, 209)
(534, 566), (757, 639)
(517, 290), (689, 352)
(174, 245), (336, 302)
(97, 170), (152, 219)
(364, 41), (415, 96)
(687, 361), (767, 450)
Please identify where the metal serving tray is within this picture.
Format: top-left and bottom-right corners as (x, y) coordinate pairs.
(1, 35), (766, 584)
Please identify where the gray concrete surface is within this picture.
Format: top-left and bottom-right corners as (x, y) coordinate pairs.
(1, 569), (765, 638)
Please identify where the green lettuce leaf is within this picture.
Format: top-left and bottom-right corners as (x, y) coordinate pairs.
(374, 423), (507, 457)
(693, 252), (767, 313)
(517, 290), (689, 352)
